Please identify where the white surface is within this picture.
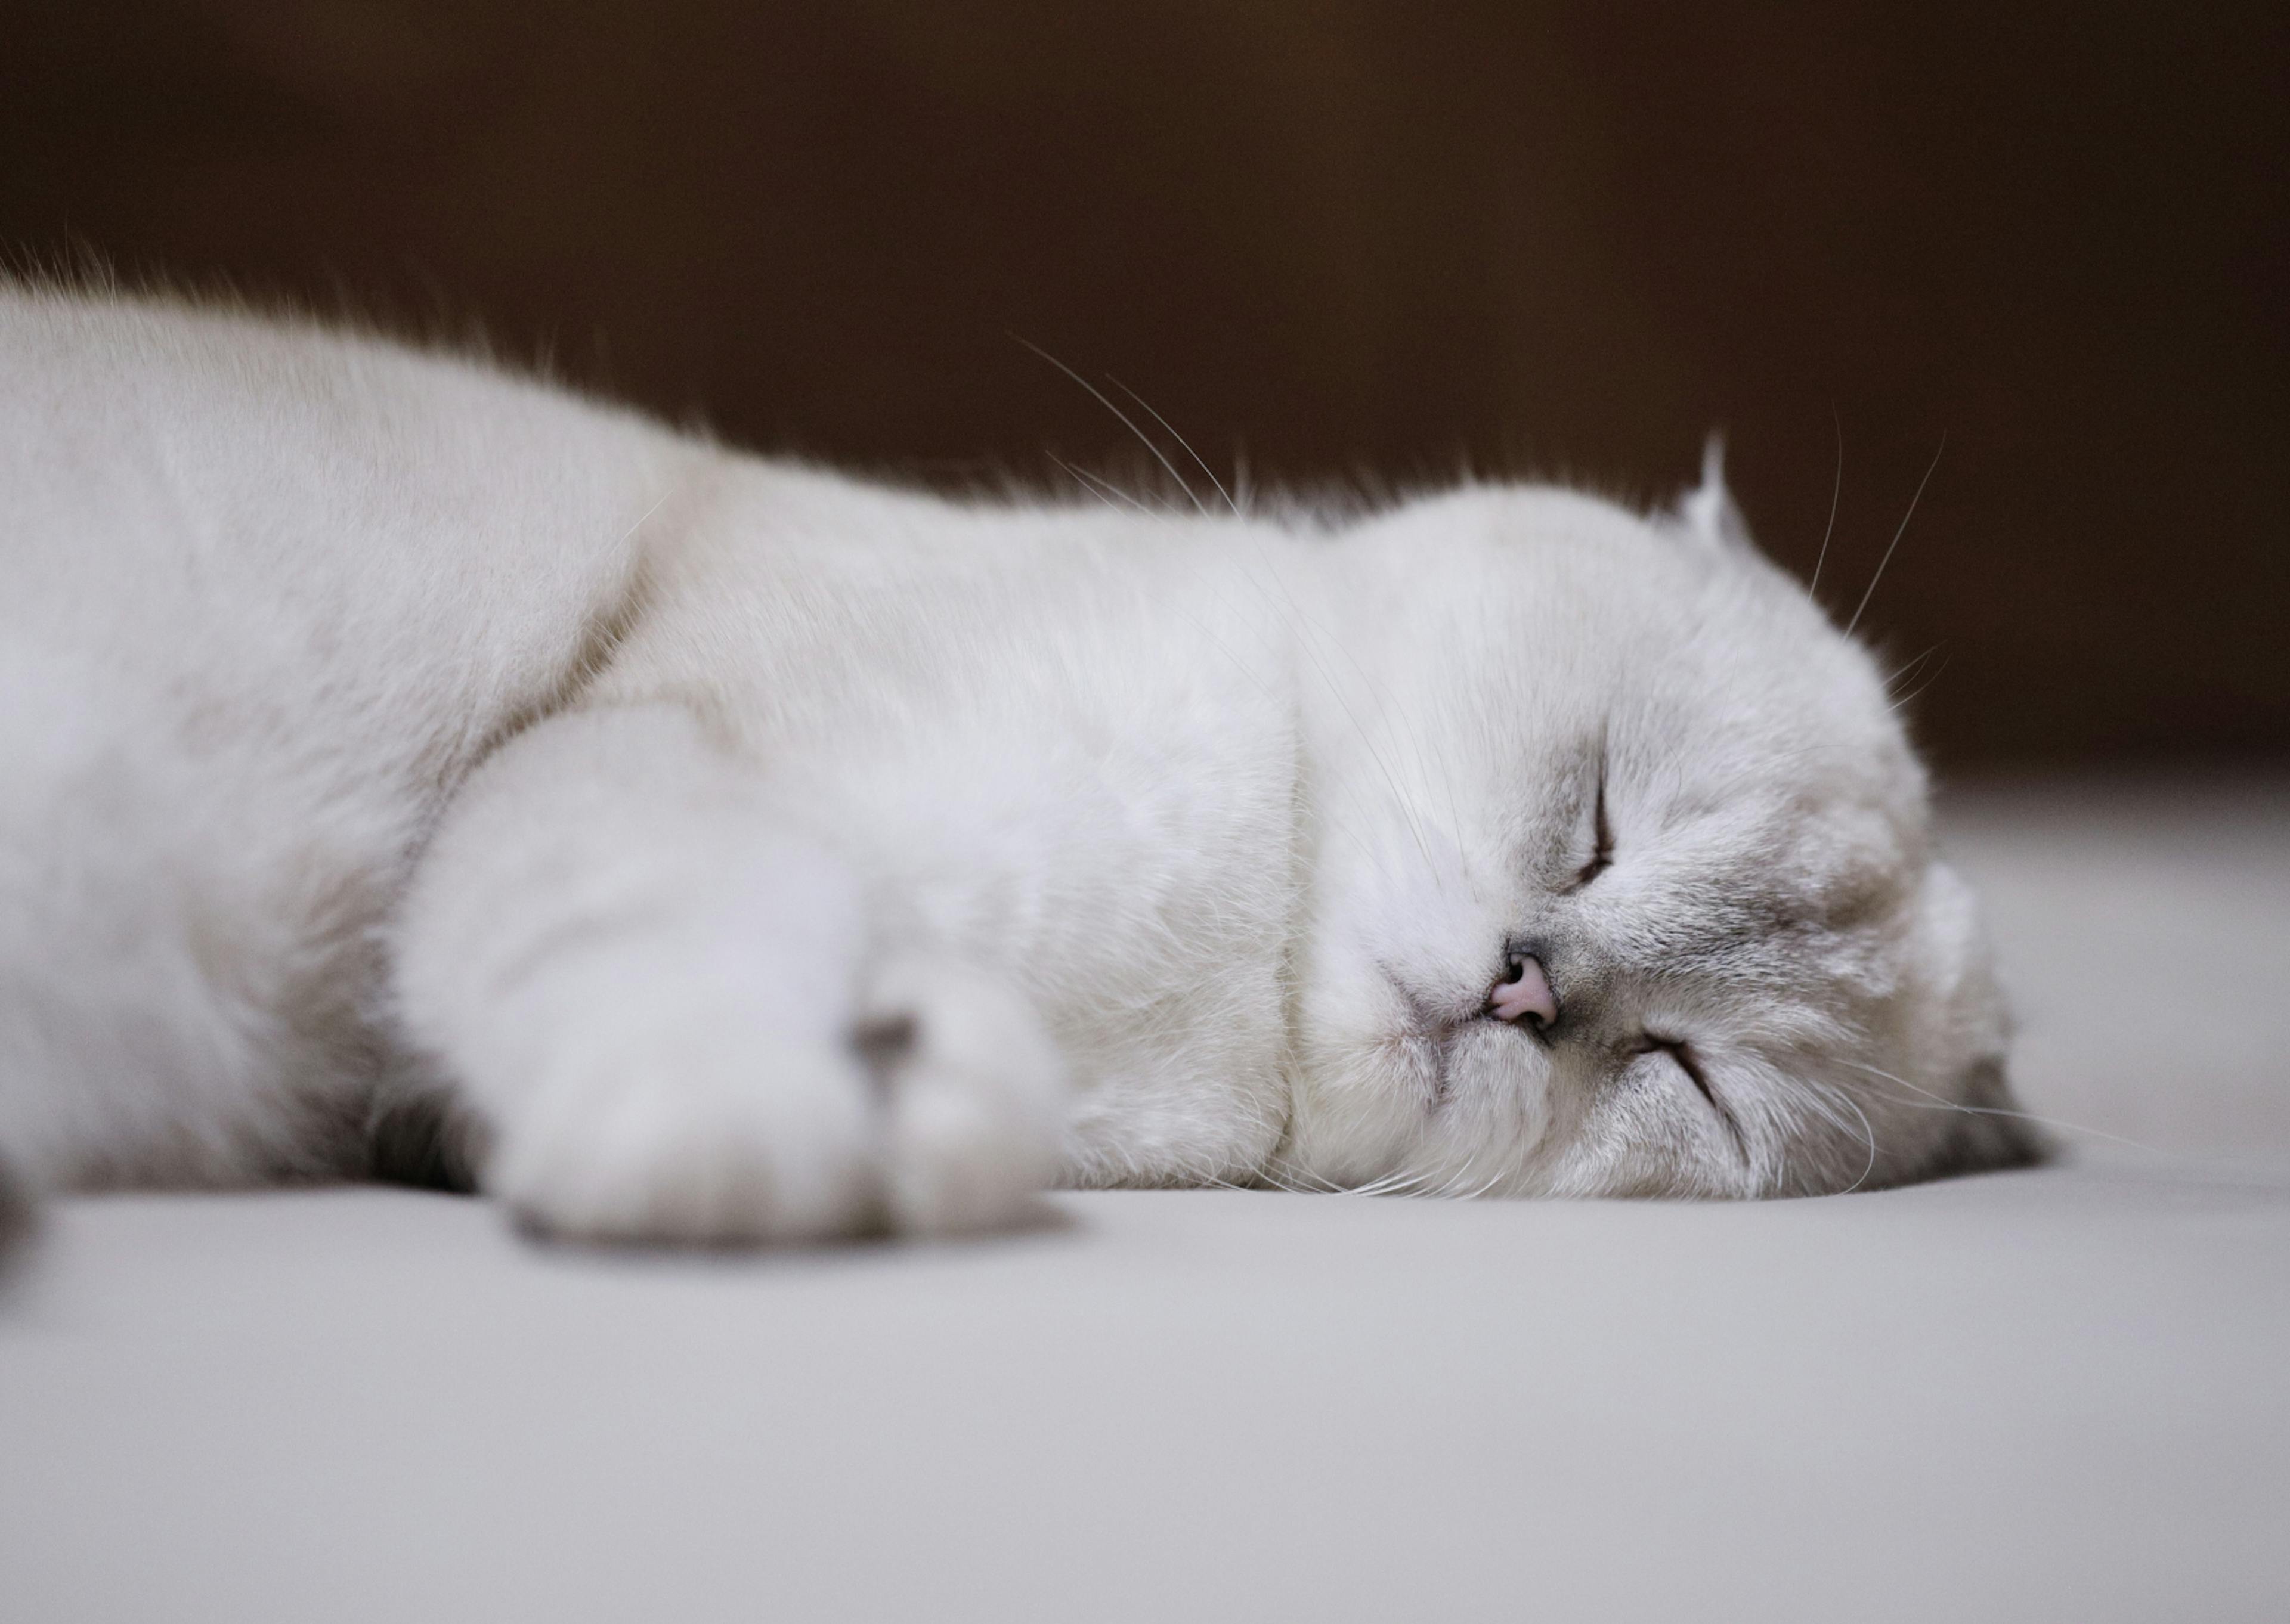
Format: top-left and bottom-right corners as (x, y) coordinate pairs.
(1941, 776), (2290, 1155)
(3, 780), (2287, 1622)
(5, 1163), (2287, 1623)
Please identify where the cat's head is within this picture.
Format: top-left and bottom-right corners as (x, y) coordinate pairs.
(1282, 450), (2040, 1197)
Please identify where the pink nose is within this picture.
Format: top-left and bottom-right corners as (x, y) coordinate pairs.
(1488, 956), (1559, 1027)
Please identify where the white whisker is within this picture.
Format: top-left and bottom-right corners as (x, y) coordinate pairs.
(1808, 405), (1843, 603)
(1833, 1058), (2159, 1153)
(1886, 652), (1954, 714)
(1107, 376), (1240, 518)
(1011, 334), (1207, 514)
(1049, 454), (1161, 517)
(1845, 433), (1944, 638)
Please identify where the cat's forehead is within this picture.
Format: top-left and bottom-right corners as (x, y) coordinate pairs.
(1400, 482), (1845, 659)
(1369, 478), (1928, 839)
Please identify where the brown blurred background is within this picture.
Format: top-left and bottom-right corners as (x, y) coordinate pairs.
(4, 2), (2284, 768)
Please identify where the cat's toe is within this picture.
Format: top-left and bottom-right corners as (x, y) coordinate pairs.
(482, 962), (1066, 1246)
(490, 1038), (880, 1245)
(862, 959), (1067, 1235)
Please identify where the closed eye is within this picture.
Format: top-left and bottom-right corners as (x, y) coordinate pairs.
(1573, 773), (1613, 888)
(1637, 1036), (1746, 1155)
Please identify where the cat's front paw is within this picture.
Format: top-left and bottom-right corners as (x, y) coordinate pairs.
(485, 960), (1067, 1245)
(859, 957), (1068, 1235)
(490, 1031), (881, 1244)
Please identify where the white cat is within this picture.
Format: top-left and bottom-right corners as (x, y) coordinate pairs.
(0, 284), (2036, 1247)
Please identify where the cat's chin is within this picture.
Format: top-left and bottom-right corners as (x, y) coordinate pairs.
(1274, 1014), (1564, 1197)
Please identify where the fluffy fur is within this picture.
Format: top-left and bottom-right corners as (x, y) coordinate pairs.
(0, 284), (2038, 1245)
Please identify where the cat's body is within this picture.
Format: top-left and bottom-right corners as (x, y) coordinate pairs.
(0, 285), (2035, 1245)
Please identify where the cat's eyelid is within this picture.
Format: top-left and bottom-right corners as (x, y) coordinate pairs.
(1638, 1037), (1747, 1155)
(1571, 767), (1613, 887)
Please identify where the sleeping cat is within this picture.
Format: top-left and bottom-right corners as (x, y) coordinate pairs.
(0, 283), (2037, 1247)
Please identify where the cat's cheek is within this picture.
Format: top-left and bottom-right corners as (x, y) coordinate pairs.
(1280, 982), (1427, 1182)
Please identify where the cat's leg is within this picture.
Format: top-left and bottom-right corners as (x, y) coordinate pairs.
(389, 703), (1067, 1243)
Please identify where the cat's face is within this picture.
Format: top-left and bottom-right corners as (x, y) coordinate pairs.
(1282, 472), (2035, 1198)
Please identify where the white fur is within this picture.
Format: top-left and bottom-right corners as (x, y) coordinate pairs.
(0, 285), (2032, 1244)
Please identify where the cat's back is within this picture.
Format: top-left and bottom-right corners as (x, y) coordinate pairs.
(1, 286), (695, 740)
(0, 287), (701, 1186)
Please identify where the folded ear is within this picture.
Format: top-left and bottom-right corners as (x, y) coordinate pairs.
(1673, 431), (1756, 553)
